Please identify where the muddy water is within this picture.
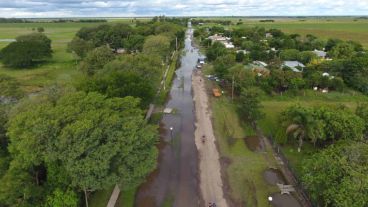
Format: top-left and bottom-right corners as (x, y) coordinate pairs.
(244, 136), (262, 151)
(263, 168), (286, 185)
(135, 24), (200, 207)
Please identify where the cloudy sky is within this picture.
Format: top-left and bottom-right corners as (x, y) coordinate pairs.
(0, 0), (368, 18)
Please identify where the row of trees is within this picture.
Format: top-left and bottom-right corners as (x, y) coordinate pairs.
(68, 21), (184, 58)
(0, 18), (186, 206)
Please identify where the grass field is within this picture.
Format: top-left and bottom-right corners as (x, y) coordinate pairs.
(258, 91), (368, 176)
(211, 95), (279, 206)
(0, 20), (139, 93)
(0, 22), (103, 93)
(194, 17), (368, 48)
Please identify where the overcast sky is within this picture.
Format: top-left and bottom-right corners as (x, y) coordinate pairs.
(1, 0), (368, 18)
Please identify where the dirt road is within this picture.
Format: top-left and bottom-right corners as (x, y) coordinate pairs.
(192, 70), (228, 207)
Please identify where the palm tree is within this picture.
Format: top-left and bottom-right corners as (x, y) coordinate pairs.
(282, 106), (324, 152)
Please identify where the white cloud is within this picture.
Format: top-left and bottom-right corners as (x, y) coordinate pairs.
(0, 0), (368, 17)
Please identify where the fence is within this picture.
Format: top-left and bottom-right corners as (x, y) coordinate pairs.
(267, 134), (315, 207)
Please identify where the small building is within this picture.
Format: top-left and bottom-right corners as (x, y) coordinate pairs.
(245, 64), (270, 77)
(208, 34), (234, 49)
(208, 34), (227, 42)
(224, 42), (235, 49)
(253, 61), (268, 67)
(116, 48), (126, 54)
(313, 49), (327, 59)
(265, 33), (273, 38)
(236, 50), (247, 54)
(282, 61), (305, 73)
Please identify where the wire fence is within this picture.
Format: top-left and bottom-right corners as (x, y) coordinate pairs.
(268, 134), (315, 207)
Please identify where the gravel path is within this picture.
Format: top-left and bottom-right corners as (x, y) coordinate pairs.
(192, 70), (228, 207)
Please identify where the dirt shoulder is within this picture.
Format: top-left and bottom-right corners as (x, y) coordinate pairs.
(192, 70), (228, 207)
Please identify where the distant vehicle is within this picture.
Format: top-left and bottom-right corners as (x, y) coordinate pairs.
(198, 57), (206, 64)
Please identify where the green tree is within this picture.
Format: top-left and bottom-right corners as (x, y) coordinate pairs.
(238, 87), (265, 123)
(67, 37), (94, 58)
(356, 103), (368, 137)
(329, 42), (355, 59)
(37, 27), (45, 33)
(7, 92), (158, 207)
(281, 105), (325, 151)
(143, 35), (171, 61)
(1, 33), (52, 68)
(298, 51), (317, 64)
(124, 35), (145, 52)
(213, 53), (236, 78)
(302, 142), (368, 207)
(45, 188), (78, 207)
(206, 41), (227, 62)
(79, 45), (115, 76)
(280, 49), (299, 60)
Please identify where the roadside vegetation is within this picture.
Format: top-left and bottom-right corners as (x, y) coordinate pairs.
(196, 18), (368, 206)
(0, 17), (187, 207)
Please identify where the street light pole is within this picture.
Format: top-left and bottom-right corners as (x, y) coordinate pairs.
(268, 196), (273, 207)
(170, 127), (174, 141)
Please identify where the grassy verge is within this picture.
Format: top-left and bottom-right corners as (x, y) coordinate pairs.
(211, 96), (278, 206)
(258, 92), (366, 177)
(89, 188), (114, 207)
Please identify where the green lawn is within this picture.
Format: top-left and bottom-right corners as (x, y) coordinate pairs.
(258, 90), (367, 178)
(89, 186), (136, 207)
(211, 96), (279, 206)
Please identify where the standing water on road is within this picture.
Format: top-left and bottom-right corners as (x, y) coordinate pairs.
(135, 23), (201, 207)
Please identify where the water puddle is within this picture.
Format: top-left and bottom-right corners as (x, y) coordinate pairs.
(263, 168), (286, 185)
(271, 193), (302, 207)
(264, 168), (303, 207)
(244, 136), (262, 151)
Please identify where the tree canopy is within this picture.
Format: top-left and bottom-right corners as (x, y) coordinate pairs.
(0, 33), (52, 68)
(2, 92), (158, 206)
(302, 142), (368, 207)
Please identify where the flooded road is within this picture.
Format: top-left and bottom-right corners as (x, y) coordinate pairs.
(135, 23), (201, 207)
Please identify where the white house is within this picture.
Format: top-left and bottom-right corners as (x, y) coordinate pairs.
(208, 34), (234, 49)
(313, 49), (327, 59)
(282, 61), (305, 72)
(253, 61), (268, 67)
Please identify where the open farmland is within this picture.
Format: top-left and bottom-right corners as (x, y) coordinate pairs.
(195, 17), (368, 48)
(0, 19), (144, 93)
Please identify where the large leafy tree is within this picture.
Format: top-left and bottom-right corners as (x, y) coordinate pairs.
(79, 45), (115, 76)
(6, 92), (158, 207)
(238, 87), (265, 124)
(67, 37), (94, 58)
(302, 142), (368, 207)
(143, 35), (171, 61)
(280, 105), (325, 152)
(356, 103), (368, 137)
(206, 41), (228, 62)
(0, 33), (52, 68)
(280, 105), (364, 151)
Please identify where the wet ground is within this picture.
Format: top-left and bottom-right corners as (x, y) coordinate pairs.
(244, 136), (262, 151)
(135, 24), (201, 207)
(271, 193), (302, 207)
(263, 168), (286, 185)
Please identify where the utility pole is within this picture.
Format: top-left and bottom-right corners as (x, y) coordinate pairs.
(176, 36), (178, 51)
(231, 74), (235, 102)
